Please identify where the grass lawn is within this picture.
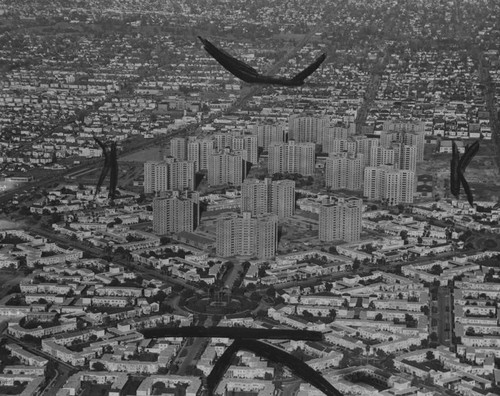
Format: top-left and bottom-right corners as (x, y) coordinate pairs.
(0, 385), (26, 395)
(0, 272), (25, 287)
(121, 377), (144, 395)
(80, 382), (111, 396)
(0, 271), (26, 298)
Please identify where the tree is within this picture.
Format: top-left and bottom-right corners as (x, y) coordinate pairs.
(266, 286), (276, 299)
(92, 362), (106, 371)
(430, 264), (443, 275)
(76, 318), (86, 330)
(152, 290), (167, 304)
(250, 292), (261, 302)
(328, 246), (338, 254)
(355, 297), (363, 308)
(405, 313), (417, 327)
(328, 309), (337, 321)
(180, 288), (195, 300)
(109, 278), (120, 286)
(44, 360), (57, 381)
(352, 258), (360, 272)
(152, 382), (167, 394)
(339, 352), (350, 368)
(375, 313), (383, 321)
(137, 192), (146, 203)
(51, 212), (62, 224)
(19, 206), (31, 216)
(385, 357), (396, 371)
(426, 351), (435, 360)
(258, 265), (268, 278)
(302, 310), (313, 319)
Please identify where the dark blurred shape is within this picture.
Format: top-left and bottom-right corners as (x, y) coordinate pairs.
(206, 338), (343, 396)
(93, 136), (110, 198)
(108, 142), (118, 200)
(450, 140), (480, 207)
(93, 136), (119, 201)
(142, 326), (342, 395)
(141, 326), (323, 341)
(198, 36), (326, 86)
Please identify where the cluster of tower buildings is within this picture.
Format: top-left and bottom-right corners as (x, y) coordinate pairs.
(318, 123), (423, 205)
(214, 177), (297, 259)
(143, 115), (426, 259)
(152, 190), (200, 235)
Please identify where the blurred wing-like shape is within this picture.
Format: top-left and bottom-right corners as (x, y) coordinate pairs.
(198, 36), (261, 83)
(108, 142), (118, 200)
(290, 53), (327, 83)
(450, 141), (460, 199)
(459, 140), (480, 172)
(93, 136), (110, 197)
(206, 339), (342, 396)
(459, 170), (475, 207)
(205, 339), (240, 395)
(458, 140), (479, 207)
(141, 326), (322, 340)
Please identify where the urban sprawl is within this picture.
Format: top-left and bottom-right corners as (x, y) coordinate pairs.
(0, 1), (500, 395)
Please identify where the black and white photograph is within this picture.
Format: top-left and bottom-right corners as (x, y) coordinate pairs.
(0, 1), (499, 395)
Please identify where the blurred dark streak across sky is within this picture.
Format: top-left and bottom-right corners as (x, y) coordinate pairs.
(141, 326), (342, 396)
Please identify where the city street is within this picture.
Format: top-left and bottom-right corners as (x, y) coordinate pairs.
(3, 333), (77, 396)
(436, 286), (454, 346)
(1, 1), (500, 395)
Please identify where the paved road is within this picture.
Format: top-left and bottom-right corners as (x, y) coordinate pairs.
(354, 48), (390, 134)
(436, 286), (453, 346)
(222, 11), (333, 119)
(282, 379), (301, 396)
(177, 336), (208, 375)
(3, 333), (77, 395)
(429, 285), (454, 347)
(41, 365), (75, 396)
(0, 121), (199, 205)
(0, 271), (26, 300)
(31, 225), (104, 256)
(479, 53), (500, 173)
(172, 316), (213, 376)
(223, 262), (242, 290)
(26, 224), (202, 295)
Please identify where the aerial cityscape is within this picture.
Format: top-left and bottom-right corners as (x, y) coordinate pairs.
(0, 0), (500, 395)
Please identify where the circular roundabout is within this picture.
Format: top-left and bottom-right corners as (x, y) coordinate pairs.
(182, 291), (259, 316)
